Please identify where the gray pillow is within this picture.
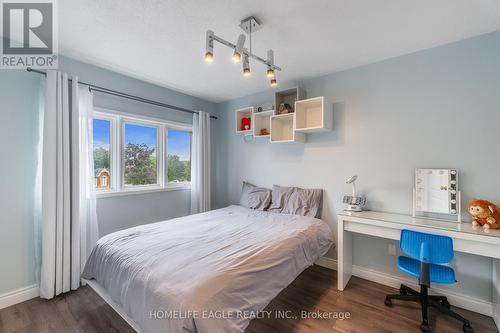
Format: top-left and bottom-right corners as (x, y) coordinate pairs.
(269, 185), (323, 218)
(268, 185), (295, 213)
(239, 182), (272, 210)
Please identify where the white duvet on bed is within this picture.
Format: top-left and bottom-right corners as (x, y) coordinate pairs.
(82, 205), (334, 333)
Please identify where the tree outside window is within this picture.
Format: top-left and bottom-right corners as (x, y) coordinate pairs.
(167, 130), (191, 183)
(124, 124), (158, 186)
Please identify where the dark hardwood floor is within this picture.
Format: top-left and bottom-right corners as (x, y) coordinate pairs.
(0, 265), (496, 333)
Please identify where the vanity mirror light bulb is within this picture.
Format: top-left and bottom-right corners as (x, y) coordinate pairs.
(450, 180), (457, 185)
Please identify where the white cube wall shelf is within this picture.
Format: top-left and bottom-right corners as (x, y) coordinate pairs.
(235, 107), (254, 133)
(274, 87), (306, 115)
(235, 87), (331, 144)
(294, 96), (331, 133)
(253, 110), (273, 138)
(270, 113), (306, 143)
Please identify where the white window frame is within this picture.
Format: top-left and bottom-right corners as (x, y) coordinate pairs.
(121, 117), (162, 190)
(166, 127), (193, 185)
(93, 107), (192, 198)
(93, 114), (116, 193)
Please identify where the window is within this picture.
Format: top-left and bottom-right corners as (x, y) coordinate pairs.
(123, 123), (158, 187)
(93, 118), (111, 190)
(91, 109), (192, 197)
(167, 130), (191, 183)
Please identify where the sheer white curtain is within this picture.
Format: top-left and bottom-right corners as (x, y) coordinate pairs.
(38, 71), (99, 299)
(190, 111), (211, 214)
(72, 84), (99, 289)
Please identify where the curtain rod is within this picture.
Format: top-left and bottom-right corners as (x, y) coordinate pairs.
(26, 68), (217, 120)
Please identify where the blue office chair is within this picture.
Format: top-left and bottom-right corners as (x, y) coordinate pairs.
(384, 230), (473, 333)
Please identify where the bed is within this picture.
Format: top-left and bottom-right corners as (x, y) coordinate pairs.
(82, 205), (334, 333)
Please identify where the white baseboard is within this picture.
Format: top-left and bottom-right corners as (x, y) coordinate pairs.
(315, 257), (493, 317)
(315, 256), (337, 270)
(0, 284), (39, 310)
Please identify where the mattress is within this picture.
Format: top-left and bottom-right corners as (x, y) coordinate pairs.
(82, 205), (334, 333)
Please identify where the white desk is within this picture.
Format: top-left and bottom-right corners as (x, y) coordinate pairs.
(337, 211), (500, 328)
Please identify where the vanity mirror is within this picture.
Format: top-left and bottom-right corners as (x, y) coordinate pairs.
(412, 168), (461, 222)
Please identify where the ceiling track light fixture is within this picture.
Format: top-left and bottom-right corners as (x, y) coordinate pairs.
(204, 16), (282, 86)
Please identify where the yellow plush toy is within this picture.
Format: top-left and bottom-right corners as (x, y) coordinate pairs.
(468, 199), (500, 229)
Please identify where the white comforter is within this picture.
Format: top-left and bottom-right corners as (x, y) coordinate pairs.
(82, 205), (334, 333)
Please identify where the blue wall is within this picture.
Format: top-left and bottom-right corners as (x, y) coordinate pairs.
(2, 30), (500, 305)
(213, 31), (500, 302)
(0, 56), (216, 295)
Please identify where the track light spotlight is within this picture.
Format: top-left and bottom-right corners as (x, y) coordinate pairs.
(233, 34), (246, 62)
(266, 66), (275, 78)
(266, 50), (275, 77)
(243, 51), (251, 76)
(270, 76), (277, 87)
(205, 30), (214, 62)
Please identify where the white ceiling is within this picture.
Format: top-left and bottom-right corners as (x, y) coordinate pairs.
(59, 0), (500, 102)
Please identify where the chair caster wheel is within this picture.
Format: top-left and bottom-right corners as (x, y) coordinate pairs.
(463, 324), (474, 333)
(384, 298), (392, 307)
(440, 299), (451, 309)
(420, 323), (431, 332)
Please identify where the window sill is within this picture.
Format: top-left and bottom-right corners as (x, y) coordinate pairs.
(96, 185), (190, 199)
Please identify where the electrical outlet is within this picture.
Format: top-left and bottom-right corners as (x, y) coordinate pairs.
(388, 244), (397, 256)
